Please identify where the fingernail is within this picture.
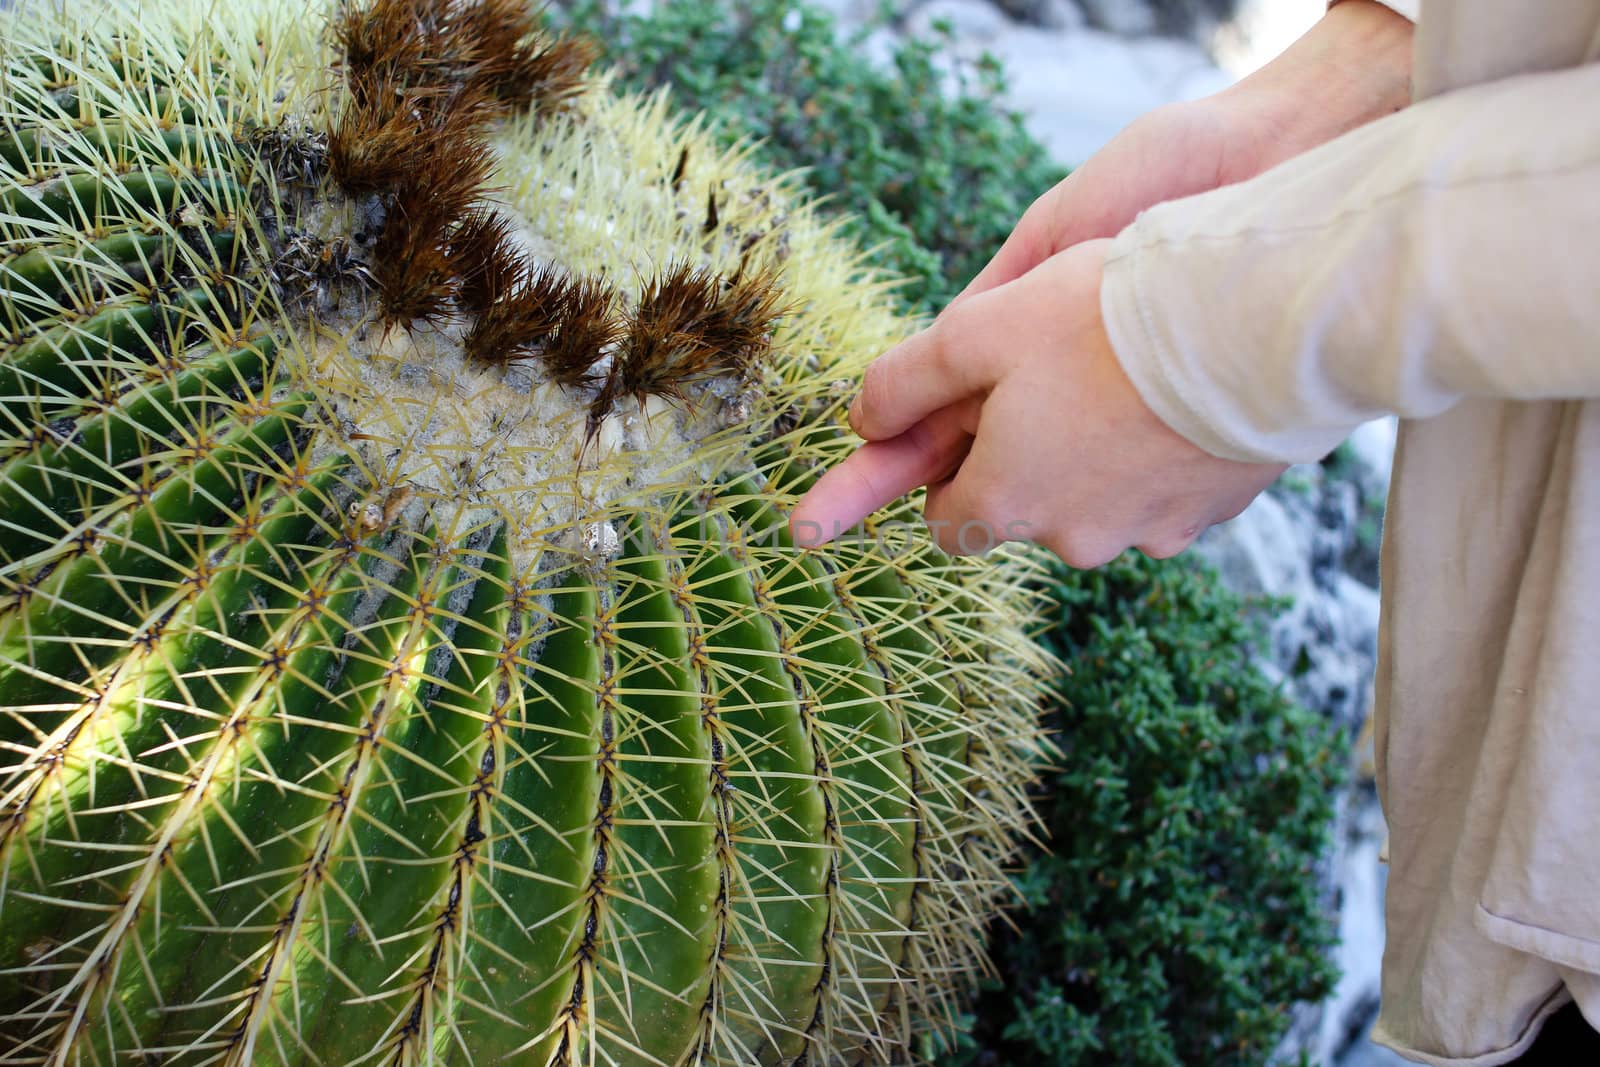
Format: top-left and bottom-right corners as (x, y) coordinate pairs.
(790, 515), (823, 550)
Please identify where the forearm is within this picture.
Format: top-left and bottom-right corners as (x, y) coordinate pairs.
(1216, 0), (1415, 175)
(1102, 62), (1600, 464)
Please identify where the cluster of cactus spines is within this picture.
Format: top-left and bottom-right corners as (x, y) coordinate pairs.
(326, 0), (594, 327)
(320, 0), (784, 446)
(0, 1), (1051, 1064)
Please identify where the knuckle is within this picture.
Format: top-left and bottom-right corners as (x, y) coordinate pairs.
(1137, 538), (1187, 561)
(1050, 530), (1123, 571)
(919, 321), (956, 380)
(931, 526), (966, 555)
(841, 463), (883, 512)
(966, 485), (1009, 531)
(921, 494), (985, 557)
(1135, 521), (1201, 560)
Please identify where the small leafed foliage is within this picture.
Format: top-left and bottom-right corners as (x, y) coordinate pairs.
(947, 553), (1343, 1066)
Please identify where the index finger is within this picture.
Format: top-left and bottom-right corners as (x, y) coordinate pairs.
(790, 408), (974, 547)
(848, 291), (1006, 442)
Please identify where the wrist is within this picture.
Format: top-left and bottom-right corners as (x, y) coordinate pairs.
(1216, 0), (1414, 172)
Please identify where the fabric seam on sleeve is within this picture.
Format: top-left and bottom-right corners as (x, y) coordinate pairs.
(1107, 240), (1275, 462)
(1121, 151), (1600, 256)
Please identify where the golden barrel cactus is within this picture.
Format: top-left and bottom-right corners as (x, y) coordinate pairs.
(0, 1), (1049, 1062)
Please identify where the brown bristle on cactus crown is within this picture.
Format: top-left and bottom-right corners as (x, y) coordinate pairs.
(619, 260), (730, 395)
(328, 0), (590, 193)
(491, 34), (600, 111)
(333, 0), (534, 99)
(326, 78), (491, 194)
(542, 274), (621, 389)
(463, 262), (575, 364)
(704, 263), (791, 370)
(583, 260), (783, 438)
(327, 54), (500, 194)
(332, 0), (433, 82)
(451, 0), (599, 110)
(325, 0), (606, 341)
(449, 207), (525, 313)
(370, 142), (493, 326)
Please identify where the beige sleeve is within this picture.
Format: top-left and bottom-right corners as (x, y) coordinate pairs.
(1100, 62), (1600, 465)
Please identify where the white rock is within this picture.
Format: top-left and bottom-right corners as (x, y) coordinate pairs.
(807, 0), (891, 25)
(969, 25), (1233, 165)
(824, 1), (1236, 167)
(996, 0), (1086, 30)
(1346, 417), (1399, 498)
(1339, 1038), (1417, 1067)
(1076, 0), (1157, 36)
(1194, 491), (1309, 599)
(1312, 788), (1398, 1067)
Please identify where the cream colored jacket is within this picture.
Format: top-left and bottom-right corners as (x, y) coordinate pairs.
(1099, 2), (1600, 1063)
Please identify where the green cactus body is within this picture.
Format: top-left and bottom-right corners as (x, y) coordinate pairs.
(0, 1), (1050, 1063)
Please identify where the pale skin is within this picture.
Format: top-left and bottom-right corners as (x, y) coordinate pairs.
(790, 0), (1415, 566)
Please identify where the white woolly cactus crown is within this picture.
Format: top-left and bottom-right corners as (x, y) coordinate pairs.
(0, 1), (1052, 1065)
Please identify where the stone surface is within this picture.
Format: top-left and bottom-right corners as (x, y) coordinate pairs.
(1340, 1038), (1418, 1067)
(993, 0), (1087, 29)
(820, 0), (1235, 165)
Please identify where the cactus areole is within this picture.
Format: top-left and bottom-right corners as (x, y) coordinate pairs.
(0, 1), (1050, 1063)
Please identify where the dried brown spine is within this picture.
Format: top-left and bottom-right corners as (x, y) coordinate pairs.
(463, 263), (573, 364)
(326, 0), (597, 328)
(369, 139), (492, 327)
(542, 276), (621, 392)
(321, 0), (784, 432)
(585, 260), (788, 435)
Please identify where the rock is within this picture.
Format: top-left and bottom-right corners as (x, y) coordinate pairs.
(990, 27), (1232, 164)
(1077, 0), (1158, 35)
(1193, 490), (1308, 599)
(1339, 1038), (1416, 1067)
(1345, 416), (1399, 500)
(993, 0), (1086, 29)
(818, 0), (1235, 166)
(804, 0), (887, 25)
(1320, 791), (1393, 1066)
(906, 0), (1012, 41)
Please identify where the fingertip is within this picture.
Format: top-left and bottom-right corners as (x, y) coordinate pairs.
(789, 461), (872, 549)
(790, 419), (977, 550)
(788, 499), (836, 550)
(845, 391), (867, 439)
(849, 330), (941, 442)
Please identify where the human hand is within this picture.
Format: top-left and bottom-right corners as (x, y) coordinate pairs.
(953, 0), (1413, 303)
(786, 1), (1409, 561)
(789, 241), (1285, 565)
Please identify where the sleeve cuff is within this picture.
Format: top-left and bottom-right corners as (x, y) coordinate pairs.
(1098, 233), (1273, 465)
(1330, 0), (1419, 22)
(1099, 221), (1360, 467)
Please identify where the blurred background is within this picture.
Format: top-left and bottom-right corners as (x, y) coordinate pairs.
(817, 0), (1328, 165)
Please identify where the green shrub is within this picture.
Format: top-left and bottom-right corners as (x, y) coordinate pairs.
(553, 0), (1066, 314)
(943, 553), (1343, 1066)
(556, 3), (1346, 1061)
